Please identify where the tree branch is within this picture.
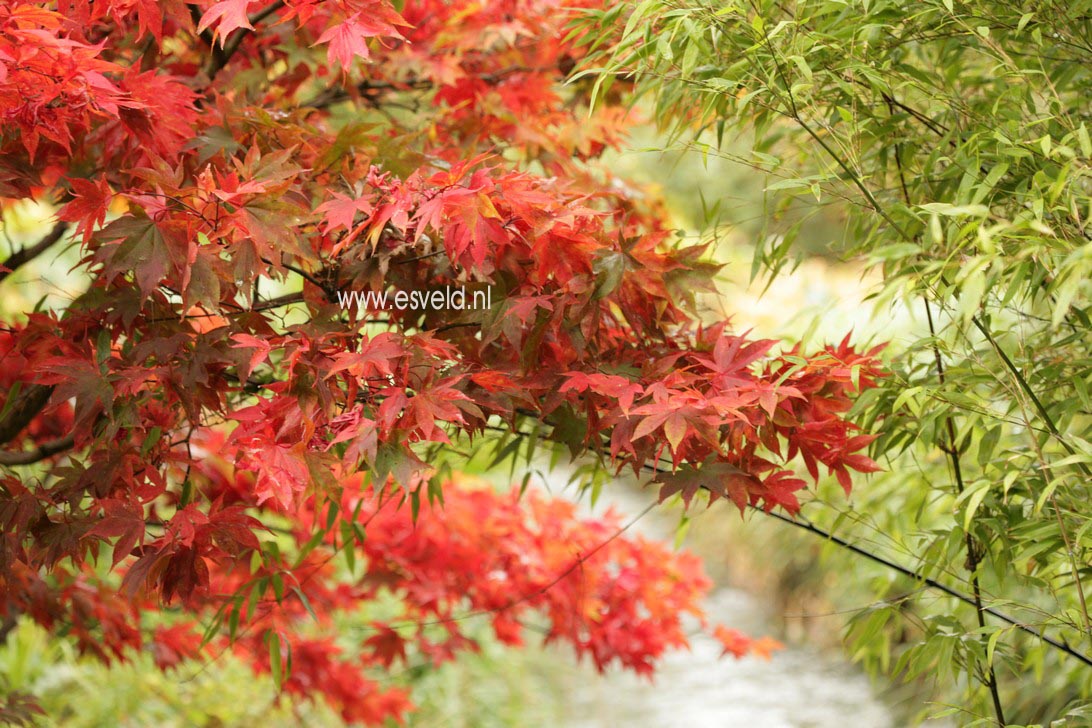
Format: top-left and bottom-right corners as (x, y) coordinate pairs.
(194, 1), (286, 81)
(756, 505), (1092, 669)
(0, 433), (75, 466)
(212, 0), (286, 77)
(481, 421), (1092, 670)
(0, 221), (68, 284)
(0, 613), (17, 644)
(0, 384), (55, 446)
(301, 66), (546, 110)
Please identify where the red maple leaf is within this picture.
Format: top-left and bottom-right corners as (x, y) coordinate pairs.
(58, 177), (111, 243)
(197, 0), (255, 44)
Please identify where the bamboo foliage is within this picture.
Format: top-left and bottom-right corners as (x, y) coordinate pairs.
(577, 1), (1092, 724)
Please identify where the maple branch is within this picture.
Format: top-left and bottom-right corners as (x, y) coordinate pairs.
(194, 1), (286, 81)
(432, 322), (480, 334)
(252, 291), (305, 311)
(679, 471), (1092, 671)
(479, 422), (1092, 670)
(214, 1), (286, 75)
(259, 256), (334, 297)
(0, 221), (68, 284)
(189, 5), (227, 74)
(393, 250), (445, 265)
(301, 66), (549, 110)
(673, 466), (1092, 671)
(141, 291), (310, 324)
(0, 612), (16, 644)
(0, 433), (75, 466)
(0, 284), (103, 450)
(302, 77), (434, 110)
(0, 384), (55, 446)
(246, 0), (285, 27)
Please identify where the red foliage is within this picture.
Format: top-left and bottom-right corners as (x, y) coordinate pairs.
(0, 0), (884, 723)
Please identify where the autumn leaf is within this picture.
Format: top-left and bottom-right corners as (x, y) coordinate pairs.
(59, 176), (111, 243)
(197, 0), (255, 44)
(314, 9), (407, 71)
(364, 625), (407, 668)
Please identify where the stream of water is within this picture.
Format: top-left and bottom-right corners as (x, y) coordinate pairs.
(556, 486), (899, 728)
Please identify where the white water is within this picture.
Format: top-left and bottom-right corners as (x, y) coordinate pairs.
(556, 487), (898, 728)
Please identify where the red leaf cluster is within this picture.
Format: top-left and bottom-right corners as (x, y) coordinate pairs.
(0, 0), (887, 723)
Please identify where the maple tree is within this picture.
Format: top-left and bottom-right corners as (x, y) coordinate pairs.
(0, 0), (884, 723)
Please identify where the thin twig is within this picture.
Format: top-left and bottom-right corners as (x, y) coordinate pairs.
(485, 421), (1092, 670)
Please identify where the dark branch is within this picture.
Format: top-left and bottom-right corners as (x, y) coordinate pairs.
(0, 432), (75, 466)
(482, 421), (1092, 670)
(247, 0), (285, 26)
(0, 613), (17, 644)
(302, 77), (435, 110)
(301, 66), (547, 110)
(194, 1), (286, 81)
(212, 0), (286, 77)
(0, 384), (54, 446)
(0, 221), (68, 284)
(189, 4), (228, 76)
(252, 291), (305, 311)
(756, 506), (1092, 669)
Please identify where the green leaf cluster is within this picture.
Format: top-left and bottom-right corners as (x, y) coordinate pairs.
(577, 0), (1092, 723)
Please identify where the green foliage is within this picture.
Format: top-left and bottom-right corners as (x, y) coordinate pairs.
(0, 619), (326, 727)
(579, 0), (1092, 724)
(0, 615), (575, 728)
